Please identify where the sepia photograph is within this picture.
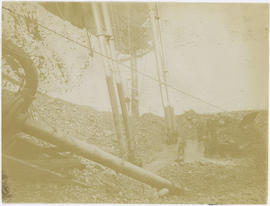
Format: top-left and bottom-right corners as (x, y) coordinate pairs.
(1, 1), (268, 204)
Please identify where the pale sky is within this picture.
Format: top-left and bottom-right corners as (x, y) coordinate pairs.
(159, 3), (268, 114)
(51, 3), (268, 116)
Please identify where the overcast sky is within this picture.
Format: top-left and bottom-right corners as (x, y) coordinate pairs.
(159, 3), (268, 114)
(54, 3), (268, 115)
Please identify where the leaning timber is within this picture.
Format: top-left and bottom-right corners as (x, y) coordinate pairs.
(3, 154), (89, 188)
(16, 115), (183, 194)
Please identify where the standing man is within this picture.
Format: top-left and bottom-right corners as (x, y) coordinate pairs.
(176, 133), (186, 162)
(176, 113), (198, 162)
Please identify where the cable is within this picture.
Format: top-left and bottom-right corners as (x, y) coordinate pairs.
(2, 6), (226, 112)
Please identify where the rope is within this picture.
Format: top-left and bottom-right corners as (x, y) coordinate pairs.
(2, 6), (226, 112)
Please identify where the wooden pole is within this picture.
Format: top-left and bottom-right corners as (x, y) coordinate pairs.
(101, 3), (135, 163)
(20, 116), (184, 194)
(130, 53), (139, 117)
(155, 4), (170, 106)
(116, 82), (136, 163)
(128, 5), (139, 117)
(91, 3), (127, 159)
(149, 5), (166, 111)
(150, 4), (169, 137)
(150, 4), (177, 143)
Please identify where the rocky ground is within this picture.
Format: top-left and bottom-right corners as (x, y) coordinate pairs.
(3, 93), (268, 203)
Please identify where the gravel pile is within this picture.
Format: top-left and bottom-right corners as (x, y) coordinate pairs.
(3, 93), (268, 203)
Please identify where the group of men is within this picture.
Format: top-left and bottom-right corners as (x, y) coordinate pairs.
(175, 111), (228, 162)
(175, 111), (260, 161)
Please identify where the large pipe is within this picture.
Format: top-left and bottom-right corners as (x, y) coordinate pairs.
(18, 116), (183, 194)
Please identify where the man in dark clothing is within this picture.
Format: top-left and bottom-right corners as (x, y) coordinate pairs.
(176, 115), (198, 161)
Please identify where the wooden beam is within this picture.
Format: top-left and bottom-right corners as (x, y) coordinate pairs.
(3, 154), (89, 188)
(20, 116), (184, 194)
(91, 3), (126, 160)
(101, 3), (136, 162)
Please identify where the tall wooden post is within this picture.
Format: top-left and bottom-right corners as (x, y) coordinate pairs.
(155, 4), (170, 107)
(91, 3), (127, 159)
(149, 4), (166, 112)
(128, 6), (139, 117)
(156, 4), (178, 143)
(101, 3), (136, 163)
(130, 52), (139, 117)
(150, 3), (177, 144)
